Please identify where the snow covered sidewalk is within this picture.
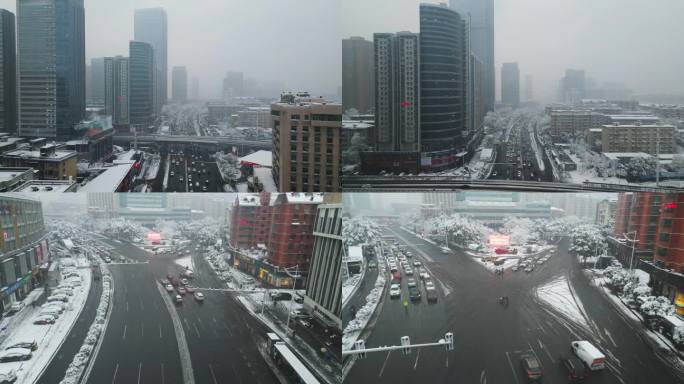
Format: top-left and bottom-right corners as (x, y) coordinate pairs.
(534, 275), (593, 332)
(0, 259), (92, 384)
(342, 262), (386, 352)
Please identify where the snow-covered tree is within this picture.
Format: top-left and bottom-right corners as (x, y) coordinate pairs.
(569, 224), (606, 261)
(214, 151), (242, 181)
(622, 279), (651, 306)
(502, 217), (537, 245)
(424, 214), (491, 247)
(342, 132), (370, 166)
(668, 155), (684, 172)
(343, 217), (381, 247)
(639, 295), (675, 318)
(602, 265), (630, 293)
(622, 156), (657, 179)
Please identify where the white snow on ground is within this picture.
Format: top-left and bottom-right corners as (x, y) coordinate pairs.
(342, 258), (386, 352)
(342, 274), (361, 306)
(529, 124), (545, 172)
(634, 269), (650, 285)
(0, 259), (91, 384)
(565, 152), (625, 185)
(399, 227), (438, 246)
(535, 275), (591, 331)
(174, 256), (194, 271)
(473, 256), (520, 272)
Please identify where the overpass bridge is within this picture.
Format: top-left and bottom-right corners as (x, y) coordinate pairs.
(342, 176), (681, 192)
(113, 134), (272, 153)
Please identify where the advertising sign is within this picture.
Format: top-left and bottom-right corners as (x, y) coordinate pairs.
(489, 235), (511, 247)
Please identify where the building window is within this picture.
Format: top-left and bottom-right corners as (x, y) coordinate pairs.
(657, 247), (668, 257)
(659, 233), (670, 242)
(662, 218), (673, 227)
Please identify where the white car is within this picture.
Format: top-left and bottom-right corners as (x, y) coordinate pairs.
(47, 294), (69, 303)
(425, 281), (435, 290)
(420, 271), (430, 280)
(413, 261), (422, 267)
(165, 284), (174, 292)
(194, 292), (205, 302)
(440, 247), (450, 254)
(389, 284), (401, 298)
(407, 278), (417, 288)
(404, 268), (414, 275)
(0, 348), (32, 362)
(39, 308), (61, 319)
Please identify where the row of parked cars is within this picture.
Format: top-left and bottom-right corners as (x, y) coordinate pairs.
(512, 254), (552, 273)
(161, 273), (204, 304)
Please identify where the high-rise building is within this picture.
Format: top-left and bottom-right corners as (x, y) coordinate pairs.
(191, 76), (199, 100)
(595, 198), (617, 226)
(129, 41), (155, 131)
(524, 74), (534, 102)
(599, 123), (674, 155)
(271, 93), (341, 192)
(17, 0), (85, 139)
(560, 69), (586, 104)
(304, 203), (342, 329)
(89, 57), (105, 105)
(470, 54), (485, 135)
(104, 56), (130, 127)
(0, 10), (16, 134)
(373, 32), (420, 152)
(419, 4), (469, 169)
(222, 71), (244, 100)
(450, 0), (494, 113)
(501, 62), (520, 108)
(171, 66), (187, 103)
(134, 7), (167, 116)
(342, 36), (374, 114)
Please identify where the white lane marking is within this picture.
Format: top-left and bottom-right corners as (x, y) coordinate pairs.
(480, 369), (486, 384)
(538, 339), (555, 363)
(208, 364), (219, 384)
(161, 363), (165, 384)
(378, 350), (392, 377)
(159, 324), (163, 338)
(126, 301), (129, 312)
(141, 324), (144, 337)
(505, 351), (521, 384)
(193, 322), (201, 338)
(122, 324), (127, 340)
(605, 328), (618, 348)
(413, 348), (420, 370)
(111, 363), (119, 384)
(137, 363), (142, 384)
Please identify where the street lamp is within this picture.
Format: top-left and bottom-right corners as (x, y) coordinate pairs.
(283, 264), (300, 334)
(623, 231), (639, 273)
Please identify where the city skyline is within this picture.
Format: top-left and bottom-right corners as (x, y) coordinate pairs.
(0, 0), (342, 99)
(342, 0), (684, 103)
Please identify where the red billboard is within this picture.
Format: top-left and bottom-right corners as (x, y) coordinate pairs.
(489, 235), (510, 247)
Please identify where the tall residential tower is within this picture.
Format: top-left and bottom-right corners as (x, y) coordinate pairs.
(342, 36), (374, 114)
(0, 9), (16, 134)
(134, 7), (167, 117)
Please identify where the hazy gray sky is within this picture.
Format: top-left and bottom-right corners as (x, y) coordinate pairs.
(342, 0), (684, 102)
(0, 0), (341, 99)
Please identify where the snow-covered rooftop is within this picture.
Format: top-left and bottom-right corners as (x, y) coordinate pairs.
(342, 121), (373, 129)
(236, 194), (263, 206)
(603, 152), (652, 160)
(239, 150), (272, 168)
(253, 167), (277, 192)
(2, 149), (77, 161)
(112, 150), (137, 164)
(13, 180), (76, 193)
(464, 200), (517, 207)
(78, 163), (134, 192)
(284, 193), (324, 204)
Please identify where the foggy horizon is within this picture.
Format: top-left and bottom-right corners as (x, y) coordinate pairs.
(0, 0), (341, 99)
(342, 0), (684, 103)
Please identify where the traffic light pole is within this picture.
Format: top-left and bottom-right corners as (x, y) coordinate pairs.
(343, 333), (454, 357)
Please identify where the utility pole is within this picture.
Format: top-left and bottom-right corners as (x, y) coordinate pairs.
(656, 125), (660, 187)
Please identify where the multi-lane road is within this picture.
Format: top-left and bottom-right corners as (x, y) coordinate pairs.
(345, 225), (684, 384)
(66, 236), (278, 384)
(165, 150), (224, 192)
(489, 115), (551, 183)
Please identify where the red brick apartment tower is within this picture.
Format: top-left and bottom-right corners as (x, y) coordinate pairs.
(229, 193), (272, 249)
(613, 193), (632, 238)
(267, 193), (321, 271)
(654, 193), (684, 272)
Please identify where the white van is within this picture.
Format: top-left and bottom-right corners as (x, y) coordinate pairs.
(571, 340), (605, 371)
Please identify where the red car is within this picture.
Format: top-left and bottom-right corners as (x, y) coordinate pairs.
(520, 354), (543, 381)
(495, 248), (509, 254)
(392, 271), (401, 281)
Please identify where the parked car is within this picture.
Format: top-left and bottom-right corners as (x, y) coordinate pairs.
(39, 309), (61, 319)
(194, 292), (205, 302)
(47, 294), (69, 303)
(5, 341), (37, 352)
(0, 369), (17, 384)
(520, 354), (543, 381)
(0, 348), (32, 362)
(6, 303), (25, 316)
(562, 356), (588, 381)
(571, 340), (606, 371)
(33, 316), (56, 325)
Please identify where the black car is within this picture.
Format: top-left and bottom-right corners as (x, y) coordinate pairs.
(520, 354), (543, 381)
(426, 288), (438, 303)
(408, 286), (421, 301)
(562, 356), (587, 381)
